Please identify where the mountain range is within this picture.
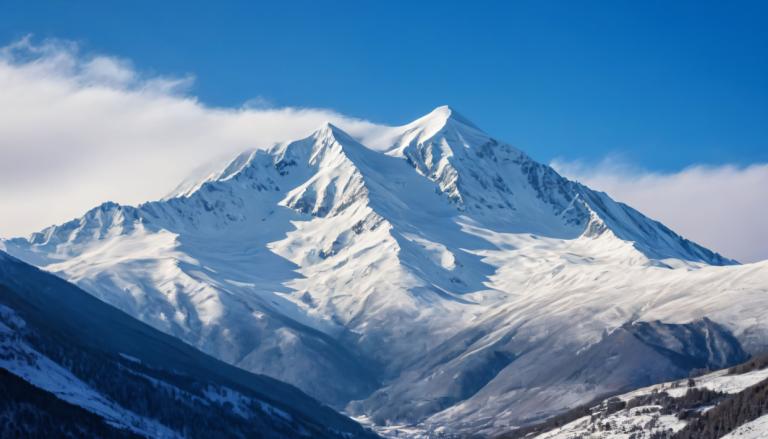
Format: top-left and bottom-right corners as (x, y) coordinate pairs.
(3, 106), (767, 437)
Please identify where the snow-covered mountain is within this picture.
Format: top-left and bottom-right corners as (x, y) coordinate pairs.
(0, 250), (376, 438)
(4, 106), (767, 436)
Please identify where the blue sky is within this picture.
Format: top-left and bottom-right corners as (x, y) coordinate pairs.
(2, 0), (766, 170)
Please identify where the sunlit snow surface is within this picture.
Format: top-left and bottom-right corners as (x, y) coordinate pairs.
(721, 414), (768, 439)
(4, 106), (767, 434)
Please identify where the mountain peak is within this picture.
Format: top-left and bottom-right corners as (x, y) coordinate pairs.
(422, 105), (480, 130)
(315, 121), (339, 131)
(312, 121), (358, 145)
(425, 104), (454, 120)
(408, 105), (482, 137)
(375, 105), (488, 152)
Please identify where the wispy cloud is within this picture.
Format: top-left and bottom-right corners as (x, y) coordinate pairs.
(552, 157), (768, 263)
(0, 37), (383, 237)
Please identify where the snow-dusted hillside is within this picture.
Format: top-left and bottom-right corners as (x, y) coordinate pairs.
(506, 357), (768, 439)
(3, 106), (767, 436)
(722, 415), (768, 439)
(0, 251), (376, 438)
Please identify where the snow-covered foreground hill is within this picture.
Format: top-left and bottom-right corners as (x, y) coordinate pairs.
(4, 106), (767, 436)
(503, 355), (768, 439)
(0, 250), (376, 438)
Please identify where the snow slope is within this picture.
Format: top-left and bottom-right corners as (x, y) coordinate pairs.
(0, 250), (376, 438)
(722, 414), (768, 439)
(3, 106), (767, 436)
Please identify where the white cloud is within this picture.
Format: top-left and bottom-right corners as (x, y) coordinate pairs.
(0, 37), (385, 238)
(552, 157), (768, 263)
